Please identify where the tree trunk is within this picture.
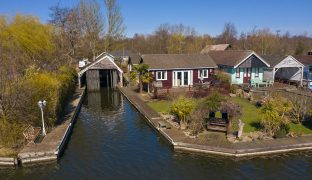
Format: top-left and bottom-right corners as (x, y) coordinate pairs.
(139, 78), (143, 94)
(226, 118), (232, 136)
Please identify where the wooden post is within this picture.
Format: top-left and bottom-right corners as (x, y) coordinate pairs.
(106, 70), (109, 88)
(110, 70), (113, 88)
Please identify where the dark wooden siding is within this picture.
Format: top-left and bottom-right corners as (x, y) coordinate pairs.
(238, 55), (267, 68)
(193, 68), (215, 84)
(151, 70), (172, 88)
(86, 70), (100, 91)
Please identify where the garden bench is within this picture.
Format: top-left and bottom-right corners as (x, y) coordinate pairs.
(252, 79), (268, 88)
(23, 125), (41, 143)
(207, 118), (227, 132)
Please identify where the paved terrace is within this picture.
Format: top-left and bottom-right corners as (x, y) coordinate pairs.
(119, 87), (312, 157)
(18, 88), (85, 165)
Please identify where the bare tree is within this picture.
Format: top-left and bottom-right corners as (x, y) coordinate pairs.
(104, 0), (126, 51)
(218, 22), (237, 44)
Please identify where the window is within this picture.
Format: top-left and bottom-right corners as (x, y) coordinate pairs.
(198, 69), (208, 78)
(236, 68), (240, 78)
(255, 68), (259, 77)
(156, 71), (167, 80)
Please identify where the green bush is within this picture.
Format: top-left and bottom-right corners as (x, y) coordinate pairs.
(216, 71), (230, 84)
(274, 124), (290, 138)
(171, 96), (196, 124)
(24, 65), (76, 128)
(230, 85), (238, 94)
(0, 119), (25, 148)
(205, 91), (225, 112)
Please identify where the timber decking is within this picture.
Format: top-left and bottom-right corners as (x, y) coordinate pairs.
(18, 88), (85, 165)
(119, 87), (312, 157)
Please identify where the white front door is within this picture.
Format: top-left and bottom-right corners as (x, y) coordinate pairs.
(173, 70), (191, 86)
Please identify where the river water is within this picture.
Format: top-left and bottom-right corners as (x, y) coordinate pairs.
(1, 89), (312, 179)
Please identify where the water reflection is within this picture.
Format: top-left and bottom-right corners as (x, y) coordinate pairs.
(1, 89), (312, 179)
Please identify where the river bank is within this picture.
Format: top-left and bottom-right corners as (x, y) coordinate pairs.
(17, 87), (85, 166)
(118, 86), (312, 158)
(0, 87), (85, 167)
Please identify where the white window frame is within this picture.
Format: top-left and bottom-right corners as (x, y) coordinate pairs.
(156, 71), (167, 80)
(198, 69), (209, 78)
(255, 68), (259, 77)
(236, 68), (240, 78)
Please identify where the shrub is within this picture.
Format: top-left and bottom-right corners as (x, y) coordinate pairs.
(274, 124), (290, 138)
(170, 96), (196, 125)
(23, 65), (76, 128)
(216, 71), (230, 84)
(189, 107), (208, 135)
(0, 118), (25, 148)
(260, 97), (290, 136)
(205, 91), (225, 112)
(230, 85), (238, 94)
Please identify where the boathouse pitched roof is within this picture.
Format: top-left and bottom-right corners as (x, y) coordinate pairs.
(262, 55), (304, 68)
(141, 54), (217, 70)
(261, 55), (288, 67)
(78, 52), (123, 77)
(200, 44), (231, 53)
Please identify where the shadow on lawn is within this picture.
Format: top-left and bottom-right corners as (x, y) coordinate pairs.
(302, 120), (312, 130)
(250, 121), (262, 131)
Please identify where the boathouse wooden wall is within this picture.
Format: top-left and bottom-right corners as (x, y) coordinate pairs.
(86, 70), (100, 91)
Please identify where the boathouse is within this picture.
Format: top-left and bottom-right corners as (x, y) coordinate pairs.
(78, 52), (123, 91)
(262, 55), (304, 85)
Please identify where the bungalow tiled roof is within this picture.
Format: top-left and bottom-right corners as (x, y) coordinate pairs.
(141, 54), (217, 70)
(293, 55), (312, 66)
(207, 50), (254, 67)
(129, 54), (142, 64)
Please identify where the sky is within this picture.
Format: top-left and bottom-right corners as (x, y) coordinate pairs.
(0, 0), (311, 37)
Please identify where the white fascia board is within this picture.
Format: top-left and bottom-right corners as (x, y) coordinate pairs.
(234, 52), (270, 68)
(149, 66), (218, 71)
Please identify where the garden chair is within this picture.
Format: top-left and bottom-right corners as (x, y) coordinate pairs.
(250, 79), (257, 88)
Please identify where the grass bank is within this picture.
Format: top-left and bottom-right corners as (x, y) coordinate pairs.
(148, 96), (312, 134)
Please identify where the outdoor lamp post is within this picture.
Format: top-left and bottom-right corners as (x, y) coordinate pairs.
(38, 100), (47, 136)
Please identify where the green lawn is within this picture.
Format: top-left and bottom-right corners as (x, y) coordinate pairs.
(231, 97), (262, 133)
(147, 97), (312, 134)
(289, 122), (312, 134)
(147, 100), (171, 113)
(231, 97), (312, 134)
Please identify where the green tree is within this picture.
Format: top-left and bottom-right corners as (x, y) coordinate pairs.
(133, 64), (152, 93)
(167, 33), (185, 53)
(205, 92), (225, 112)
(260, 97), (289, 136)
(171, 96), (195, 129)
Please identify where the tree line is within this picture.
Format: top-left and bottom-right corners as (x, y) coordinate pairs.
(0, 0), (125, 148)
(121, 23), (312, 56)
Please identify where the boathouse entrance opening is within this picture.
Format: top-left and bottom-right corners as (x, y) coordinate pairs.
(78, 53), (123, 91)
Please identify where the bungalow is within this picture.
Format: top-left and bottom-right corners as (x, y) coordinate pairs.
(140, 54), (218, 89)
(262, 55), (304, 85)
(206, 50), (270, 85)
